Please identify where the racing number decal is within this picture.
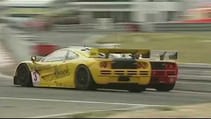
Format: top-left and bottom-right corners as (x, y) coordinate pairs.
(31, 71), (40, 86)
(33, 72), (38, 81)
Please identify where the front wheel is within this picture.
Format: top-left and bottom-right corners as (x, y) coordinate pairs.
(155, 83), (175, 92)
(15, 64), (33, 87)
(75, 65), (96, 90)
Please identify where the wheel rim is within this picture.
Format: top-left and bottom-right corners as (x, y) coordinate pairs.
(17, 66), (28, 83)
(77, 68), (89, 86)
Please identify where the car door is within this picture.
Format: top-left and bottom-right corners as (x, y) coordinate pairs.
(54, 50), (79, 88)
(34, 49), (68, 87)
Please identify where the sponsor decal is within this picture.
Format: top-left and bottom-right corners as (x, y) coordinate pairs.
(54, 65), (70, 78)
(31, 71), (40, 86)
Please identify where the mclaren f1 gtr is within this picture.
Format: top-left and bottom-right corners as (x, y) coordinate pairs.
(13, 46), (152, 92)
(147, 51), (179, 91)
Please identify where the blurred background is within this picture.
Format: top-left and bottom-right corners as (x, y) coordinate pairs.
(0, 0), (211, 64)
(0, 1), (211, 118)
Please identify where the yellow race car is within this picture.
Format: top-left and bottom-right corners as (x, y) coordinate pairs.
(13, 46), (152, 92)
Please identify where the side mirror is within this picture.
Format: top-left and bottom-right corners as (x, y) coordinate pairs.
(31, 56), (37, 63)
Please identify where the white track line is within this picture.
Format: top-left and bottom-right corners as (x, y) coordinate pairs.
(0, 73), (13, 80)
(0, 96), (153, 106)
(0, 96), (163, 118)
(30, 106), (143, 118)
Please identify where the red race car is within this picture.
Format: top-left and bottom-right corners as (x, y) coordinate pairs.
(147, 51), (178, 91)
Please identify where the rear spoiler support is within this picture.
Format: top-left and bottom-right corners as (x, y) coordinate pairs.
(152, 50), (178, 60)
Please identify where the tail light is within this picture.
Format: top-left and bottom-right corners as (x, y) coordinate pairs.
(165, 63), (178, 74)
(152, 71), (157, 75)
(137, 62), (148, 69)
(165, 63), (176, 69)
(152, 71), (165, 76)
(100, 61), (110, 68)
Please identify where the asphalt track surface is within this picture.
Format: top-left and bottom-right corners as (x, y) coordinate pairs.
(0, 75), (211, 118)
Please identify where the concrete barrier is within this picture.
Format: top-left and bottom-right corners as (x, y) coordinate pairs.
(154, 23), (211, 32)
(175, 64), (211, 92)
(0, 25), (36, 61)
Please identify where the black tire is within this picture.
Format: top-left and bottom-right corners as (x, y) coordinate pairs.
(15, 64), (33, 87)
(155, 83), (175, 92)
(128, 85), (146, 93)
(75, 65), (96, 90)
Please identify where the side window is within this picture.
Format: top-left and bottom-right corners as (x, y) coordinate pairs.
(42, 49), (68, 62)
(66, 51), (78, 60)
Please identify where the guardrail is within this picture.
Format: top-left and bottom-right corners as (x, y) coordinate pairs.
(154, 23), (211, 32)
(50, 23), (211, 32)
(175, 63), (211, 92)
(5, 21), (211, 32)
(52, 23), (140, 32)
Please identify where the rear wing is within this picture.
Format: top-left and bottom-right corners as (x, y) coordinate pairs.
(89, 48), (150, 58)
(150, 50), (178, 60)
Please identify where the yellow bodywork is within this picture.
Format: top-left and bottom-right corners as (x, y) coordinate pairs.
(89, 59), (151, 85)
(14, 47), (152, 89)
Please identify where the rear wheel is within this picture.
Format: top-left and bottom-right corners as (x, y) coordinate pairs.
(156, 83), (175, 92)
(75, 65), (96, 90)
(15, 64), (33, 87)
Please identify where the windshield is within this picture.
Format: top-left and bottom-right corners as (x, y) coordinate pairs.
(40, 49), (68, 62)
